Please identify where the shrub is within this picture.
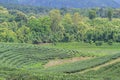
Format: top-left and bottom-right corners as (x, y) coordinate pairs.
(95, 41), (103, 46)
(0, 78), (5, 80)
(108, 40), (113, 45)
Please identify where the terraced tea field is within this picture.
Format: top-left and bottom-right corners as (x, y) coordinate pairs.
(0, 42), (120, 80)
(0, 43), (79, 68)
(42, 53), (120, 73)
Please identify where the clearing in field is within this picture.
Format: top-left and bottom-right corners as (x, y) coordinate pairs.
(44, 57), (91, 68)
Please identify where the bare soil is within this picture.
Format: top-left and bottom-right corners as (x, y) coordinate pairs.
(44, 57), (91, 68)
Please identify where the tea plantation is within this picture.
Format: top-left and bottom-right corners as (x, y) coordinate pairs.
(0, 42), (120, 80)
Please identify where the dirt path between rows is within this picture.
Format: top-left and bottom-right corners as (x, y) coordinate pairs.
(44, 57), (91, 68)
(79, 58), (120, 74)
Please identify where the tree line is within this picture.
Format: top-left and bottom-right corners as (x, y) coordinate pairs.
(2, 3), (120, 18)
(0, 6), (120, 44)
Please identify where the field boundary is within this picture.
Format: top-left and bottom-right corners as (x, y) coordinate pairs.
(79, 58), (120, 74)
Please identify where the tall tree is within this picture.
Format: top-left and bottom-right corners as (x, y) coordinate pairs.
(107, 9), (113, 21)
(28, 16), (52, 43)
(49, 9), (64, 42)
(49, 9), (61, 32)
(89, 10), (96, 20)
(62, 13), (75, 42)
(72, 12), (81, 26)
(17, 26), (30, 43)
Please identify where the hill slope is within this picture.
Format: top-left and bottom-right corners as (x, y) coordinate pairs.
(0, 43), (120, 80)
(0, 0), (120, 8)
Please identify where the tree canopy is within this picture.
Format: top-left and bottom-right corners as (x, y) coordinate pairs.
(0, 6), (120, 44)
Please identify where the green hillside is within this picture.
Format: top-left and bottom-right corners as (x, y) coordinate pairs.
(0, 0), (120, 8)
(0, 43), (120, 80)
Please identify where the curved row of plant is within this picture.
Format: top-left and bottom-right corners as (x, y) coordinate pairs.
(42, 53), (120, 73)
(0, 43), (118, 70)
(0, 43), (102, 69)
(1, 62), (120, 80)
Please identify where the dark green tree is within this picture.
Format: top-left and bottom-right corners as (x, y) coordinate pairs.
(28, 16), (52, 43)
(89, 10), (96, 20)
(107, 9), (113, 21)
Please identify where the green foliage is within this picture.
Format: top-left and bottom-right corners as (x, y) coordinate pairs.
(49, 10), (61, 32)
(0, 6), (120, 44)
(15, 11), (27, 22)
(95, 41), (103, 46)
(108, 40), (113, 45)
(107, 9), (113, 21)
(0, 28), (17, 42)
(49, 10), (64, 42)
(28, 16), (52, 43)
(89, 10), (96, 20)
(16, 25), (30, 43)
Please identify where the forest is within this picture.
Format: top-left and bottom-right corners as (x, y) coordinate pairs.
(0, 5), (120, 44)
